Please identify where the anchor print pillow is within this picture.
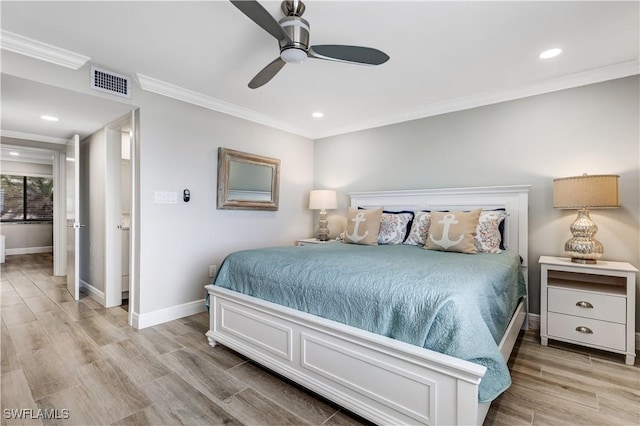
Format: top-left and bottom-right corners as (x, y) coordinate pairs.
(343, 207), (383, 245)
(424, 208), (482, 254)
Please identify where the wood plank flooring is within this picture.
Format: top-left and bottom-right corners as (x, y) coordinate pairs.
(2, 253), (639, 425)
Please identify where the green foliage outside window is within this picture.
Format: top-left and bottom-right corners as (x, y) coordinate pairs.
(0, 174), (53, 221)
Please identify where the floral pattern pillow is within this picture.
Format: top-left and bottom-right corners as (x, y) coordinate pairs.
(403, 211), (431, 246)
(474, 210), (508, 253)
(377, 211), (414, 245)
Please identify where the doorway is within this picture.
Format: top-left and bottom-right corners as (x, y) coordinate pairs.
(76, 111), (136, 318)
(1, 75), (139, 326)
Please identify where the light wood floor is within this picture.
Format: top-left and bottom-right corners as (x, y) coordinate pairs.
(2, 253), (639, 425)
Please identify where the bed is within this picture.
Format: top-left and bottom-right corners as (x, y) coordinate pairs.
(205, 185), (530, 425)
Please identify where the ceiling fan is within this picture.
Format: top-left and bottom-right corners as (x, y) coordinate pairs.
(230, 0), (390, 89)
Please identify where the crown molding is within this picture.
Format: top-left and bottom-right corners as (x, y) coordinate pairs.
(313, 59), (640, 139)
(1, 30), (636, 141)
(0, 30), (90, 70)
(136, 73), (313, 139)
(139, 60), (638, 141)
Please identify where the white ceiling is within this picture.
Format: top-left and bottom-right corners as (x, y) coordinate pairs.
(1, 74), (136, 142)
(1, 0), (638, 141)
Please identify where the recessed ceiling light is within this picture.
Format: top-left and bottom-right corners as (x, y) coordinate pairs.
(312, 112), (324, 118)
(9, 151), (20, 156)
(539, 48), (562, 59)
(40, 115), (59, 122)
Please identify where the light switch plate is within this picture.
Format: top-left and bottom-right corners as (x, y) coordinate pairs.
(154, 191), (178, 204)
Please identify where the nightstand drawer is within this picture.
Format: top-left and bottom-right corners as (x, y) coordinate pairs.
(548, 287), (626, 323)
(547, 312), (626, 351)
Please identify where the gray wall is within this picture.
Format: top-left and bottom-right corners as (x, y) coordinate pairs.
(1, 223), (52, 252)
(314, 76), (640, 329)
(134, 91), (314, 315)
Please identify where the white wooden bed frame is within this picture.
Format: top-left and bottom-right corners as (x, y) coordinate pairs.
(206, 185), (530, 425)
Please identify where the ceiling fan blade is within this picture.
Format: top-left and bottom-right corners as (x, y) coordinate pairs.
(248, 57), (286, 89)
(308, 45), (390, 66)
(230, 0), (292, 44)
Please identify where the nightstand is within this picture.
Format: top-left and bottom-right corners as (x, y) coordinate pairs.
(297, 238), (335, 246)
(539, 256), (637, 365)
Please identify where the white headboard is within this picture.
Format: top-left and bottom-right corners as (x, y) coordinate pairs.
(349, 185), (530, 269)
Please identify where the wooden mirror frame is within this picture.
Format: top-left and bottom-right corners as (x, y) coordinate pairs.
(217, 147), (280, 211)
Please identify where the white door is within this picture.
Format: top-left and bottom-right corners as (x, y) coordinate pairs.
(66, 134), (81, 299)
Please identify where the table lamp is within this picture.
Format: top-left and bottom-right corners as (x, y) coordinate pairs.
(309, 190), (337, 241)
(553, 174), (620, 263)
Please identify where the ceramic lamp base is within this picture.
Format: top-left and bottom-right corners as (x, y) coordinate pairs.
(564, 208), (603, 264)
(316, 209), (330, 241)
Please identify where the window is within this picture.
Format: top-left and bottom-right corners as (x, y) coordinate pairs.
(0, 175), (53, 222)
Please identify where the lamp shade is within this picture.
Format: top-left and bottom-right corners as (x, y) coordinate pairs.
(553, 174), (620, 209)
(309, 190), (337, 210)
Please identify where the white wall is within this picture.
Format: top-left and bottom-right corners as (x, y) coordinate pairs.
(314, 76), (640, 329)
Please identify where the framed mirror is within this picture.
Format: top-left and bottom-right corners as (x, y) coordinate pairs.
(217, 147), (280, 211)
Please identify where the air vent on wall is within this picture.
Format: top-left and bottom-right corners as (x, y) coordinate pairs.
(90, 65), (131, 98)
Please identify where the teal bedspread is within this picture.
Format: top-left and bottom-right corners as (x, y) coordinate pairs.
(213, 243), (526, 402)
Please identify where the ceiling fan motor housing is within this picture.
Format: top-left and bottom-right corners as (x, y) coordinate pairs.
(279, 16), (309, 62)
(279, 16), (309, 49)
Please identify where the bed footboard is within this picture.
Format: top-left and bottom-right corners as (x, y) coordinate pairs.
(206, 285), (489, 425)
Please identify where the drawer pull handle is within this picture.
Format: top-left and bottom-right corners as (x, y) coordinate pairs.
(575, 301), (594, 309)
(575, 326), (593, 334)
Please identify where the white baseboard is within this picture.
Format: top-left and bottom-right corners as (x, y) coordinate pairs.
(528, 313), (540, 330)
(80, 280), (106, 306)
(132, 299), (206, 329)
(5, 246), (53, 255)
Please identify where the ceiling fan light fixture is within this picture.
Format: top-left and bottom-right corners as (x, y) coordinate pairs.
(281, 47), (307, 63)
